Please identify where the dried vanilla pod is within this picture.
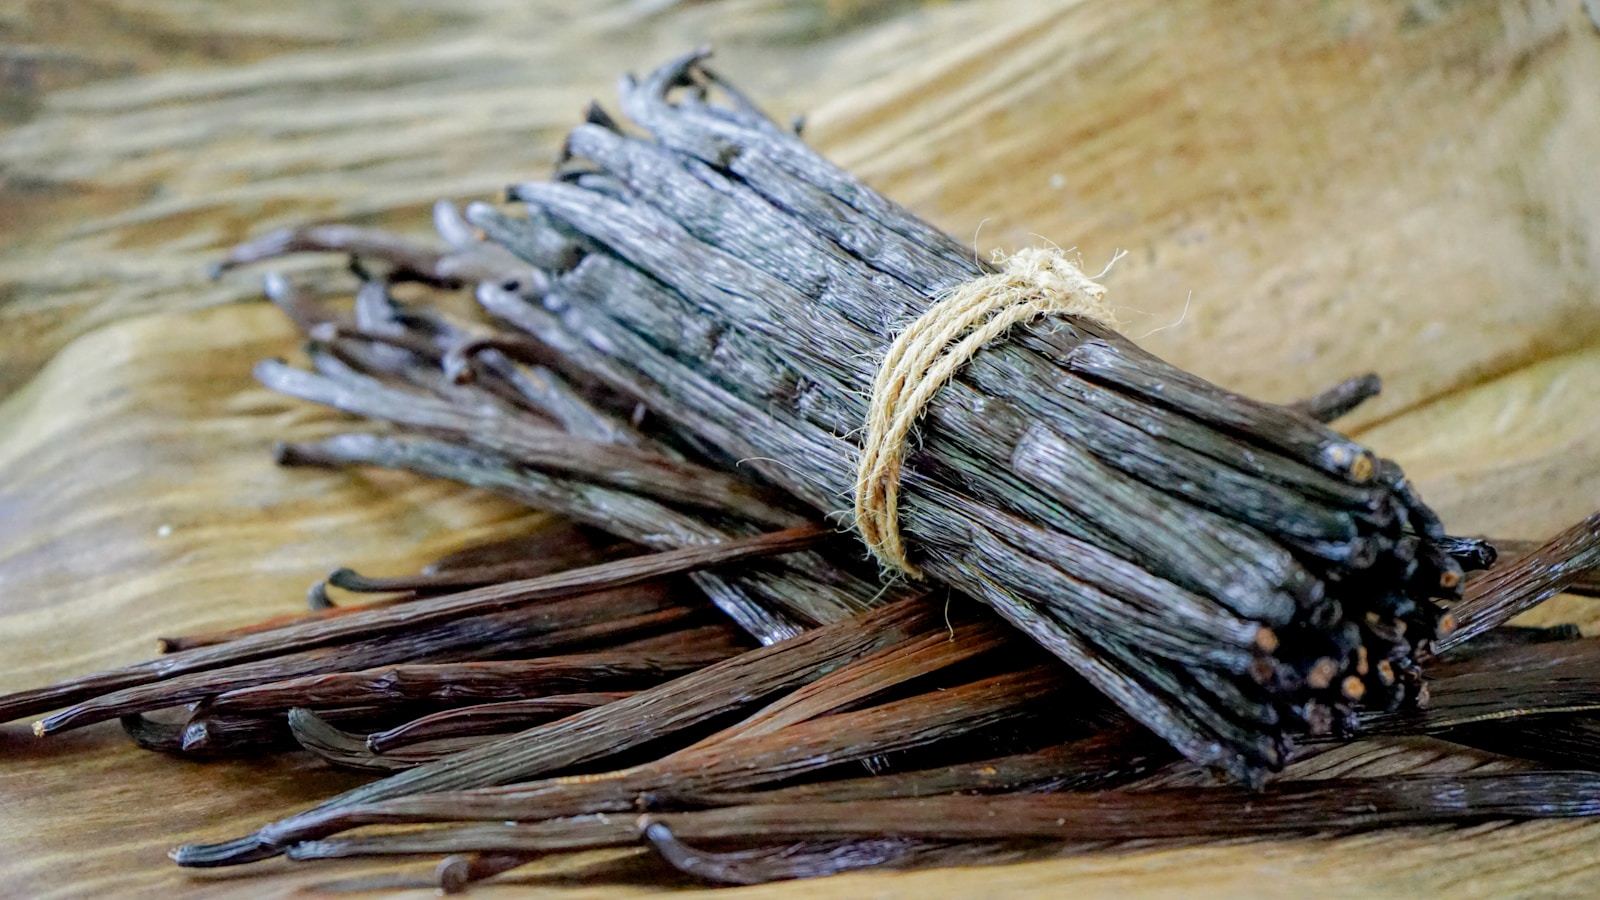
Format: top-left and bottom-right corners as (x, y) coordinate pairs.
(4, 51), (1600, 890)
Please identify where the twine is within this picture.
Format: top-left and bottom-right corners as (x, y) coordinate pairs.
(852, 247), (1120, 578)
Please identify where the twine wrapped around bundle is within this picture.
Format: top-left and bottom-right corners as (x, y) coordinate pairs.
(853, 248), (1120, 577)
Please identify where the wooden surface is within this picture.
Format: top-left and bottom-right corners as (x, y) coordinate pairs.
(3, 1), (1600, 896)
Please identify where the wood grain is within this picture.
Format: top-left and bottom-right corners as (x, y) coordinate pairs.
(3, 0), (1599, 896)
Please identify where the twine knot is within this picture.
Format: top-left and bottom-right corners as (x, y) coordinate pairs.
(852, 247), (1119, 578)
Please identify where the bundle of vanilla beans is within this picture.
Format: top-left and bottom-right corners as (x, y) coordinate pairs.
(6, 51), (1600, 890)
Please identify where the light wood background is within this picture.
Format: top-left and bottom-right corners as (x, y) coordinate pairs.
(3, 1), (1600, 896)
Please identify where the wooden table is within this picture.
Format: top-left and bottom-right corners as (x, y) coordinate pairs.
(4, 1), (1600, 895)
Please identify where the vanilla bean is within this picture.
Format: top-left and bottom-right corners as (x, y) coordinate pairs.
(433, 852), (545, 894)
(37, 613), (554, 733)
(1286, 374), (1384, 423)
(367, 693), (633, 752)
(1437, 535), (1501, 573)
(288, 709), (504, 772)
(462, 200), (584, 272)
(1445, 714), (1600, 769)
(1432, 625), (1585, 670)
(119, 713), (189, 753)
(609, 64), (1420, 513)
(1484, 537), (1600, 597)
(1062, 340), (1376, 483)
(557, 63), (1398, 558)
(260, 270), (340, 332)
(286, 816), (636, 861)
(953, 572), (1263, 783)
(211, 225), (456, 285)
(1433, 511), (1600, 652)
(309, 322), (453, 369)
(535, 153), (1368, 560)
(286, 825), (1010, 885)
(935, 502), (1277, 675)
(1006, 429), (1308, 625)
(562, 94), (1373, 563)
(644, 830), (1006, 886)
(206, 628), (744, 715)
(1001, 387), (1364, 547)
(123, 711), (307, 757)
(322, 521), (628, 598)
(275, 434), (720, 552)
(986, 342), (1388, 515)
(156, 606), (395, 655)
(640, 772), (1600, 844)
(617, 50), (981, 288)
(325, 545), (630, 594)
(680, 726), (1171, 806)
(211, 222), (522, 288)
(171, 597), (695, 688)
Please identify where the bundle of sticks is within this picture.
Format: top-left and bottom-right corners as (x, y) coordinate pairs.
(4, 51), (1600, 890)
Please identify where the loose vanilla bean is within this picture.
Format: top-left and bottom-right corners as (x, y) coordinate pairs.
(1434, 511), (1600, 652)
(329, 526), (630, 595)
(205, 627), (745, 715)
(1484, 537), (1600, 598)
(639, 771), (1600, 844)
(286, 816), (638, 862)
(288, 710), (503, 772)
(366, 692), (634, 752)
(678, 725), (1171, 807)
(212, 221), (524, 288)
(646, 834), (1035, 887)
(1445, 715), (1600, 769)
